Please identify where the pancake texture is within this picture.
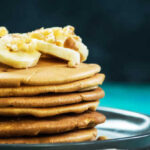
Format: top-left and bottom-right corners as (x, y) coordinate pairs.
(0, 88), (104, 108)
(79, 85), (98, 92)
(0, 111), (105, 137)
(0, 57), (101, 87)
(0, 101), (99, 117)
(0, 128), (97, 144)
(0, 74), (105, 97)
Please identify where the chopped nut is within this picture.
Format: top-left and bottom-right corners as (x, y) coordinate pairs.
(0, 27), (8, 37)
(97, 136), (108, 141)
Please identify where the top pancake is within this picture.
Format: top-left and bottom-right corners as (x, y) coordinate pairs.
(0, 57), (100, 87)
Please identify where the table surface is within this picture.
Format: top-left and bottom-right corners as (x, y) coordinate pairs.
(99, 82), (150, 115)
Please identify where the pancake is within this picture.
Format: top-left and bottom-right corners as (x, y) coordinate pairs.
(0, 111), (105, 137)
(0, 100), (99, 117)
(0, 128), (97, 144)
(79, 85), (98, 92)
(0, 57), (101, 87)
(0, 74), (105, 97)
(0, 88), (104, 108)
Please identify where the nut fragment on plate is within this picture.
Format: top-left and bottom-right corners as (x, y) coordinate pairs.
(97, 136), (108, 140)
(0, 25), (89, 68)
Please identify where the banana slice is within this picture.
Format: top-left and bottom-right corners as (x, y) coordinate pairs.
(0, 27), (8, 37)
(64, 37), (88, 62)
(0, 25), (89, 68)
(29, 26), (88, 67)
(34, 39), (80, 67)
(75, 41), (89, 62)
(0, 40), (41, 68)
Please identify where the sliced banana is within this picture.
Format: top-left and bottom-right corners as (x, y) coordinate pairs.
(34, 39), (80, 67)
(75, 41), (89, 62)
(64, 37), (88, 62)
(0, 25), (89, 68)
(0, 40), (41, 68)
(30, 26), (88, 66)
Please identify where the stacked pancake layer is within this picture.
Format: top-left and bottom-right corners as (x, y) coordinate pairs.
(0, 58), (106, 144)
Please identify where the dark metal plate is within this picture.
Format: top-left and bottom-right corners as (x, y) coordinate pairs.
(0, 107), (150, 149)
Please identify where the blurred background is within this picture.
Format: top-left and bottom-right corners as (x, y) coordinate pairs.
(0, 0), (150, 114)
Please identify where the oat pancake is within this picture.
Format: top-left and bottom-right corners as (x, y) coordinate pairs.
(0, 88), (104, 108)
(0, 111), (105, 137)
(0, 128), (97, 144)
(79, 85), (98, 92)
(0, 100), (99, 117)
(0, 57), (101, 87)
(0, 74), (105, 97)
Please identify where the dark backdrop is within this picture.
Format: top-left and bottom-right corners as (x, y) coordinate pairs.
(0, 0), (150, 83)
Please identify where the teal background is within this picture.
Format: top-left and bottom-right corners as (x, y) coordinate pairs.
(99, 83), (150, 115)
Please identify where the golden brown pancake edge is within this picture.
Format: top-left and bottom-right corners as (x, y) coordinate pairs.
(0, 88), (104, 108)
(0, 128), (97, 144)
(0, 111), (105, 137)
(0, 74), (105, 97)
(0, 100), (99, 117)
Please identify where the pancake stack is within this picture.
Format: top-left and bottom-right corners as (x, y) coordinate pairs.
(0, 57), (106, 144)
